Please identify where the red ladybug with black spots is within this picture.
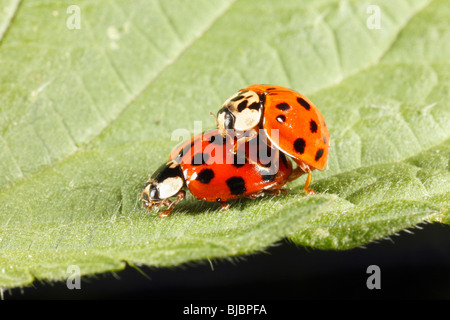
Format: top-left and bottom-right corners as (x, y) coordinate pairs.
(214, 84), (330, 194)
(140, 129), (293, 217)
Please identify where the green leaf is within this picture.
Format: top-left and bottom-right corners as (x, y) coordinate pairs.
(288, 140), (449, 249)
(0, 0), (449, 289)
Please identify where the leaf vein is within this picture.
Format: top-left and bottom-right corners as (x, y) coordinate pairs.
(310, 0), (434, 96)
(0, 0), (22, 45)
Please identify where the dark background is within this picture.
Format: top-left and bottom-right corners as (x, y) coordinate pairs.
(5, 222), (450, 300)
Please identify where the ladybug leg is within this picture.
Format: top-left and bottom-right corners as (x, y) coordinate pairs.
(230, 138), (243, 154)
(287, 166), (304, 182)
(220, 202), (230, 211)
(265, 188), (288, 196)
(289, 162), (316, 194)
(247, 191), (264, 199)
(159, 190), (186, 217)
(230, 130), (258, 155)
(303, 169), (316, 195)
(247, 188), (288, 200)
(159, 200), (173, 217)
(142, 200), (154, 211)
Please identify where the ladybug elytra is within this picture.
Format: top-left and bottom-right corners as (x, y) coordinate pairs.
(215, 84), (330, 194)
(141, 129), (293, 217)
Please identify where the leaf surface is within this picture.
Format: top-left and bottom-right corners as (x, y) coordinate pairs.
(0, 0), (449, 288)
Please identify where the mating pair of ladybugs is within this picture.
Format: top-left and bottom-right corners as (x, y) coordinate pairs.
(141, 84), (330, 217)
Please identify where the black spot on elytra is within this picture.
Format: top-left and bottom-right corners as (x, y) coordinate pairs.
(237, 100), (247, 112)
(276, 103), (290, 111)
(248, 102), (260, 110)
(196, 169), (214, 184)
(208, 134), (226, 145)
(294, 138), (306, 154)
(226, 176), (246, 195)
(315, 148), (324, 161)
(310, 120), (318, 133)
(266, 87), (277, 91)
(276, 115), (286, 123)
(297, 97), (310, 110)
(192, 153), (209, 166)
(175, 141), (195, 161)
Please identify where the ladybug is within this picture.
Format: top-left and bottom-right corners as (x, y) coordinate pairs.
(214, 84), (329, 194)
(140, 129), (293, 217)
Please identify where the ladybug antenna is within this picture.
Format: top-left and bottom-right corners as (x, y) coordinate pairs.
(211, 111), (227, 137)
(210, 112), (219, 127)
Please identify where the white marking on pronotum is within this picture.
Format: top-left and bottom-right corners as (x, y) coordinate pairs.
(158, 177), (184, 199)
(234, 108), (260, 130)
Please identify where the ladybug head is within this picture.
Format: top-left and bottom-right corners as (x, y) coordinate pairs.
(140, 160), (184, 210)
(216, 106), (236, 135)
